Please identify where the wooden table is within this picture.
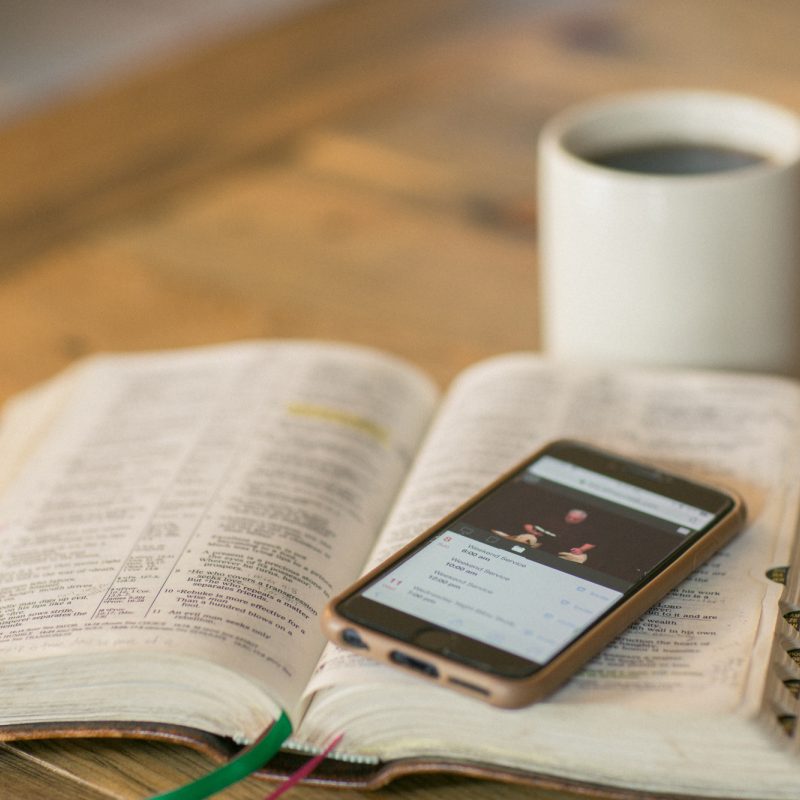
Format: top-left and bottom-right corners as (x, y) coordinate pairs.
(1, 1), (799, 796)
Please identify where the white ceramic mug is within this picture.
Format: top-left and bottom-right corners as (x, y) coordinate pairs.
(537, 90), (800, 375)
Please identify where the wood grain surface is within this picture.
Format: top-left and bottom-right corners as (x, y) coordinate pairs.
(2, 0), (800, 797)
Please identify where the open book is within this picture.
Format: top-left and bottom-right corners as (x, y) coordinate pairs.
(1, 340), (799, 799)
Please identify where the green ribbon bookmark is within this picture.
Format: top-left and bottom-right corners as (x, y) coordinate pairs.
(150, 712), (293, 800)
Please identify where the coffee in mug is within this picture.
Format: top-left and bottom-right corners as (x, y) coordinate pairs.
(587, 142), (767, 175)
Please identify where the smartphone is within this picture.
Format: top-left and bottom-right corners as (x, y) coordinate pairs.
(322, 440), (746, 708)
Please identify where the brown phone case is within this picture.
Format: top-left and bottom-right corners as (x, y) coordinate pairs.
(321, 440), (746, 709)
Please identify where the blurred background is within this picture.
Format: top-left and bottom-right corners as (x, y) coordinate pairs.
(2, 0), (799, 403)
(1, 0), (799, 391)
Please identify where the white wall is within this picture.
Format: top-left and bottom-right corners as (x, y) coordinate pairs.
(0, 0), (329, 122)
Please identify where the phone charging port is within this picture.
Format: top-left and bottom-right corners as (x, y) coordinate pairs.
(390, 650), (439, 678)
(342, 628), (368, 649)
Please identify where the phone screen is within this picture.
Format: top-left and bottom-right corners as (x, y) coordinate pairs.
(336, 442), (735, 677)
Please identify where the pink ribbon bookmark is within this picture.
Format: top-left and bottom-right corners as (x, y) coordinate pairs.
(264, 732), (345, 800)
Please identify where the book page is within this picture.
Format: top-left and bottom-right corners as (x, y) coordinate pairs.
(0, 341), (437, 717)
(305, 354), (800, 714)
